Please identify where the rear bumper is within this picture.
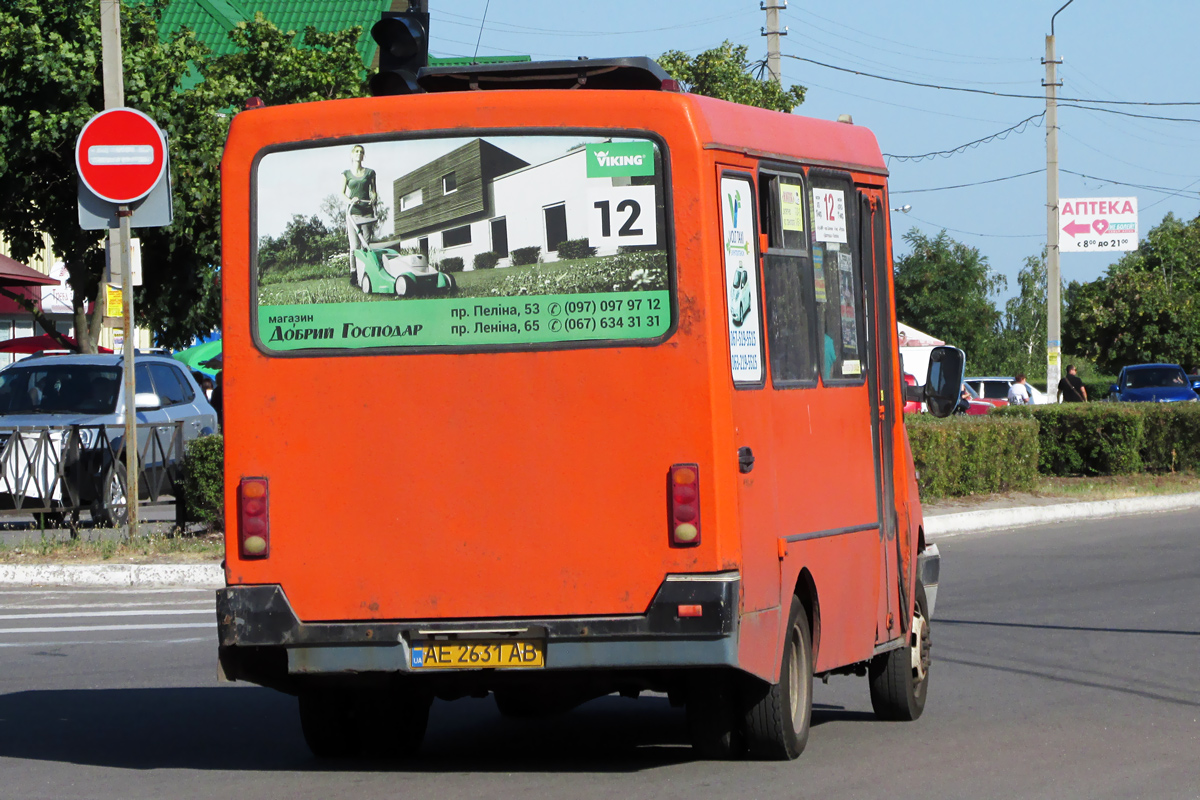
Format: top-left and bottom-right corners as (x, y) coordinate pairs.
(217, 573), (740, 684)
(918, 544), (941, 618)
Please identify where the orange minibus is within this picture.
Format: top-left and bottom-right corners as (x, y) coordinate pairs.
(216, 57), (964, 761)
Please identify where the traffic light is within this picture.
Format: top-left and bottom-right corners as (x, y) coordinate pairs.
(370, 11), (429, 96)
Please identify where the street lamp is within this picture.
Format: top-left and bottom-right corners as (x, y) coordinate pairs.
(892, 204), (912, 214)
(1045, 0), (1076, 398)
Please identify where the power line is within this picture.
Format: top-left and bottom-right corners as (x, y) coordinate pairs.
(782, 53), (1200, 107)
(430, 9), (745, 37)
(884, 114), (1045, 162)
(1143, 178), (1200, 211)
(1061, 169), (1200, 197)
(1058, 103), (1200, 125)
(903, 213), (1044, 239)
(789, 6), (1033, 65)
(891, 169), (1045, 195)
(472, 0), (490, 60)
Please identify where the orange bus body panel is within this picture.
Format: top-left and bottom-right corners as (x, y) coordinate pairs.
(222, 89), (913, 681)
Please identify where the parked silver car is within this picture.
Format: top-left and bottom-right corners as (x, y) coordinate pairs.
(0, 353), (217, 524)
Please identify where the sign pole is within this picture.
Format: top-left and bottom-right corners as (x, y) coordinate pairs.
(118, 206), (139, 538)
(100, 0), (137, 539)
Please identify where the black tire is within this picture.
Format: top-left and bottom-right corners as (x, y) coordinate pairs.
(92, 460), (128, 528)
(685, 671), (744, 759)
(396, 275), (415, 296)
(298, 690), (360, 759)
(869, 581), (931, 721)
(742, 594), (813, 760)
(365, 689), (432, 758)
(493, 688), (591, 719)
(298, 689), (431, 760)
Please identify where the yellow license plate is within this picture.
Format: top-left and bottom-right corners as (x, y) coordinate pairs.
(411, 640), (544, 669)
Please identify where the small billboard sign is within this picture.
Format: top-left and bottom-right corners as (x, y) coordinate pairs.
(1059, 196), (1138, 253)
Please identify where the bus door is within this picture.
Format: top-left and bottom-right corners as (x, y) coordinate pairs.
(859, 187), (902, 642)
(718, 169), (779, 617)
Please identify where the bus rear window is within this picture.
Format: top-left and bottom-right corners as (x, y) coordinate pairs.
(253, 134), (672, 353)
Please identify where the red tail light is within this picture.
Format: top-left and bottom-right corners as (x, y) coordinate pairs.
(669, 463), (700, 547)
(238, 478), (270, 559)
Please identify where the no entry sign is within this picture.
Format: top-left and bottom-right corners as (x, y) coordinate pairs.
(1059, 196), (1139, 253)
(75, 108), (167, 205)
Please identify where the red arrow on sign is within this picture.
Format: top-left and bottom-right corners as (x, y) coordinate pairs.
(1062, 220), (1091, 238)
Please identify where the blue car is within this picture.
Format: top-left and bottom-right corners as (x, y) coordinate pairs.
(1109, 364), (1199, 403)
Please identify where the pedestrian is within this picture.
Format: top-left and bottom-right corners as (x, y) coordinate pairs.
(1007, 373), (1033, 406)
(1056, 364), (1088, 403)
(210, 370), (223, 430)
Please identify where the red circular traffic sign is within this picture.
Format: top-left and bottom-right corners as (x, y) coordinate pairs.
(75, 108), (167, 204)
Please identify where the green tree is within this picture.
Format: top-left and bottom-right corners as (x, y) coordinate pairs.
(0, 1), (367, 350)
(658, 41), (805, 112)
(1063, 212), (1200, 373)
(893, 228), (1006, 372)
(998, 250), (1051, 380)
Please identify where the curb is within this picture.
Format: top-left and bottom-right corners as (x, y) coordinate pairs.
(3, 494), (1197, 586)
(925, 491), (1200, 538)
(0, 563), (223, 588)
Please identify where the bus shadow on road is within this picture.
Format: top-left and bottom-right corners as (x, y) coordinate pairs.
(0, 687), (711, 772)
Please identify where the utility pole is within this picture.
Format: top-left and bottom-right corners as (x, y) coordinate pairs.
(99, 0), (139, 539)
(1044, 0), (1074, 399)
(761, 0), (786, 83)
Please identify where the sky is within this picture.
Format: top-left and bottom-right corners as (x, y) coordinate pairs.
(424, 0), (1200, 307)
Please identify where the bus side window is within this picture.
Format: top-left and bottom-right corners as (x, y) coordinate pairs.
(758, 169), (816, 387)
(810, 171), (866, 385)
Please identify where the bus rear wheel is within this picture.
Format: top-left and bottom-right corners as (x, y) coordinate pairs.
(868, 581), (931, 721)
(742, 594), (812, 760)
(685, 670), (744, 759)
(298, 688), (431, 759)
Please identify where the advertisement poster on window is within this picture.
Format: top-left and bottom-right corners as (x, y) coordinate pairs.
(253, 135), (671, 352)
(720, 176), (763, 383)
(838, 250), (859, 362)
(812, 187), (847, 243)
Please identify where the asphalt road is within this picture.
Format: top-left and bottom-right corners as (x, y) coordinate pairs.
(0, 510), (1197, 799)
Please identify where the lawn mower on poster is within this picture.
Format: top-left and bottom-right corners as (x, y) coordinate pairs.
(350, 215), (456, 296)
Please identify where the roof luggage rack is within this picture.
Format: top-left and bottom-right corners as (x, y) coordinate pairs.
(417, 56), (679, 93)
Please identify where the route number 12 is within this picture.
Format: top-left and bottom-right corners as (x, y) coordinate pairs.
(588, 185), (657, 248)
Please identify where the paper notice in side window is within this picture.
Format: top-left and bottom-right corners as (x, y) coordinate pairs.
(812, 188), (847, 243)
(843, 359), (861, 375)
(780, 185), (804, 232)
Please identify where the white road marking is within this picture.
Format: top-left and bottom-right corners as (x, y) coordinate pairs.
(0, 636), (210, 648)
(0, 600), (213, 611)
(0, 622), (217, 634)
(0, 608), (213, 621)
(0, 588), (213, 597)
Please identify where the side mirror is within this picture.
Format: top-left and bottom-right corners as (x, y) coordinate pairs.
(134, 392), (162, 410)
(919, 346), (966, 418)
(1109, 384), (1119, 395)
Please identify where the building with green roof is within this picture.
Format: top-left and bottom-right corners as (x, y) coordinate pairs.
(154, 1), (529, 69)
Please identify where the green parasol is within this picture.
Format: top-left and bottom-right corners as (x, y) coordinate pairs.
(174, 338), (222, 377)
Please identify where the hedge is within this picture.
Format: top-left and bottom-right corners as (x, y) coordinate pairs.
(472, 251), (499, 270)
(439, 256), (464, 273)
(556, 238), (597, 260)
(991, 402), (1200, 476)
(1138, 403), (1200, 472)
(906, 415), (1039, 499)
(511, 246), (541, 266)
(179, 434), (224, 529)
